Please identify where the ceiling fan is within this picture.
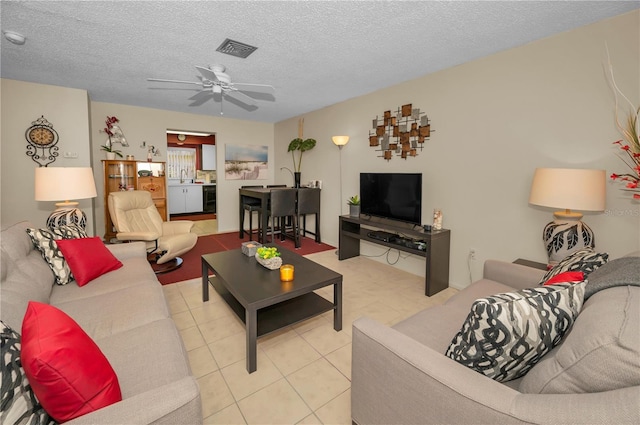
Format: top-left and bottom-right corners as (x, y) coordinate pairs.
(147, 65), (275, 114)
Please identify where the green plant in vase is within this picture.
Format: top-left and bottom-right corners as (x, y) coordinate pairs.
(100, 145), (123, 159)
(287, 137), (316, 187)
(348, 195), (360, 217)
(256, 246), (281, 259)
(255, 246), (282, 270)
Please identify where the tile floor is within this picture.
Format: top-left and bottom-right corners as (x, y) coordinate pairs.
(162, 250), (457, 424)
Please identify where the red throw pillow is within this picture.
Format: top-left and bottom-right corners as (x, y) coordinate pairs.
(56, 236), (123, 286)
(544, 271), (585, 286)
(20, 301), (122, 423)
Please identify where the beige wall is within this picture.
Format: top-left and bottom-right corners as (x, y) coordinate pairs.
(274, 11), (640, 289)
(0, 85), (274, 237)
(89, 102), (274, 237)
(2, 11), (638, 290)
(1, 79), (94, 233)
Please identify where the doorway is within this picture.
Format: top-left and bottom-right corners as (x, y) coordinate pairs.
(166, 130), (218, 236)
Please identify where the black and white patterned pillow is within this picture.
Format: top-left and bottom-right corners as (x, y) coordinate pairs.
(26, 225), (88, 285)
(445, 282), (585, 382)
(539, 248), (608, 285)
(0, 320), (54, 425)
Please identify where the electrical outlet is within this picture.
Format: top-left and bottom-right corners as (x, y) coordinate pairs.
(469, 248), (477, 260)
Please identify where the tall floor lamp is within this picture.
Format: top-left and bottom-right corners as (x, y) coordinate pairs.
(332, 136), (350, 215)
(35, 167), (98, 230)
(528, 168), (606, 265)
(333, 136), (349, 257)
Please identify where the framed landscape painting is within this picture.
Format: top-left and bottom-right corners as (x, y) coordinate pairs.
(225, 144), (268, 180)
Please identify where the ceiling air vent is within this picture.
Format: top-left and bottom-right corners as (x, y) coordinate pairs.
(216, 38), (258, 59)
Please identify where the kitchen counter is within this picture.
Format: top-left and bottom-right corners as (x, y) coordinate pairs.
(168, 182), (216, 187)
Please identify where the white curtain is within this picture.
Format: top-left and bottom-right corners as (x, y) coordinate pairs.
(167, 148), (196, 179)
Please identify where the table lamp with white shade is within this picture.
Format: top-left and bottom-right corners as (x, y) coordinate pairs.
(35, 167), (97, 230)
(528, 167), (606, 265)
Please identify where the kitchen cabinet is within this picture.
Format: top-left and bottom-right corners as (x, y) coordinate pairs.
(202, 144), (216, 170)
(169, 185), (203, 214)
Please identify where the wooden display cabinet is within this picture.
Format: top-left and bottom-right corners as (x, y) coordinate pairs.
(138, 175), (167, 220)
(102, 160), (166, 242)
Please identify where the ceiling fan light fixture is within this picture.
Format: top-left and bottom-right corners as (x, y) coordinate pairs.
(215, 73), (231, 84)
(149, 64), (273, 112)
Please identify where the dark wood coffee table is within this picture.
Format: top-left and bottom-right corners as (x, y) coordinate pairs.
(201, 247), (343, 373)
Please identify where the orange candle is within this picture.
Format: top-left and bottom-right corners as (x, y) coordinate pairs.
(280, 264), (294, 281)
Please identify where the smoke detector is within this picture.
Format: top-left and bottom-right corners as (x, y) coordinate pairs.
(3, 31), (26, 45)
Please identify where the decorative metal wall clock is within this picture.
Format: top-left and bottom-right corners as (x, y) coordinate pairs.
(369, 104), (433, 160)
(25, 115), (59, 167)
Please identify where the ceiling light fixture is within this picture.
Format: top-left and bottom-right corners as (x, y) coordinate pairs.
(166, 130), (212, 137)
(3, 31), (26, 45)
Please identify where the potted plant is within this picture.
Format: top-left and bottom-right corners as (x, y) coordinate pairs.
(348, 195), (360, 217)
(255, 246), (282, 270)
(100, 144), (123, 160)
(287, 137), (316, 187)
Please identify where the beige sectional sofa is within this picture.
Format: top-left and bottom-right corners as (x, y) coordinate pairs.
(352, 255), (640, 424)
(1, 221), (202, 424)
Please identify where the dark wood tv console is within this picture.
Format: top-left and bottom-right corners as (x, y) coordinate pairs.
(338, 215), (451, 296)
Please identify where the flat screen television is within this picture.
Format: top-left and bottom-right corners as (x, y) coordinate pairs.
(360, 173), (422, 226)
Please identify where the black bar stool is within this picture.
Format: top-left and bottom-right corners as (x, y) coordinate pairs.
(297, 188), (321, 243)
(266, 188), (299, 248)
(240, 185), (263, 241)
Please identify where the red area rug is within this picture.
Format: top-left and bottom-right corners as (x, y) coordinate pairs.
(157, 231), (335, 285)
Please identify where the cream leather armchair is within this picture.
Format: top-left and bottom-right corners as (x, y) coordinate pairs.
(108, 190), (197, 265)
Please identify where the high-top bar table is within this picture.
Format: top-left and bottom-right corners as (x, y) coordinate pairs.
(239, 187), (322, 247)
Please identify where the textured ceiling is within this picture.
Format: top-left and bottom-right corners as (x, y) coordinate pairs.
(2, 1), (638, 123)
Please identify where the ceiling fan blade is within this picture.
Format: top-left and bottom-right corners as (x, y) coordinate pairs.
(222, 91), (258, 112)
(195, 66), (220, 83)
(236, 89), (276, 102)
(187, 91), (214, 107)
(232, 83), (275, 94)
(147, 78), (202, 86)
(224, 90), (257, 106)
